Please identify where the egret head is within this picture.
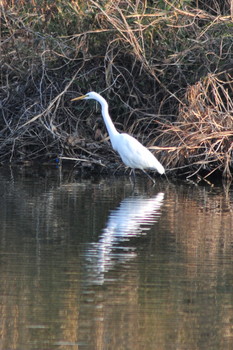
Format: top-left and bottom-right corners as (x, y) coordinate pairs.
(71, 91), (99, 102)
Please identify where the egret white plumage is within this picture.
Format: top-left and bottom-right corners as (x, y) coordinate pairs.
(71, 92), (165, 182)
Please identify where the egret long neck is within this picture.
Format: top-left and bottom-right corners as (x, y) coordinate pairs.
(99, 97), (119, 140)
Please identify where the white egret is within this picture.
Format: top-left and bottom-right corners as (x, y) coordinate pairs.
(71, 92), (165, 182)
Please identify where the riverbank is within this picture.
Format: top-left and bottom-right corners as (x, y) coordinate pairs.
(1, 1), (233, 179)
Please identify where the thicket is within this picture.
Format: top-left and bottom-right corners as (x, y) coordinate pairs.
(1, 0), (233, 179)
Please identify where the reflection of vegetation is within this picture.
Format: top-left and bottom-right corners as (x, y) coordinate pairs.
(1, 1), (233, 178)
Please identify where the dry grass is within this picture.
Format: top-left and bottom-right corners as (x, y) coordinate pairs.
(0, 0), (233, 178)
(155, 72), (233, 179)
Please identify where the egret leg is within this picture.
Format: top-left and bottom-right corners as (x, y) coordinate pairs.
(129, 169), (136, 184)
(142, 170), (155, 185)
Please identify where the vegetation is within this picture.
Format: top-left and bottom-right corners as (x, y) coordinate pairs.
(0, 0), (233, 179)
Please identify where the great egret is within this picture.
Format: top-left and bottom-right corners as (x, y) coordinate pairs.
(71, 92), (165, 182)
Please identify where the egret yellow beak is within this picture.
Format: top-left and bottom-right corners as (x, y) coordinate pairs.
(71, 94), (87, 102)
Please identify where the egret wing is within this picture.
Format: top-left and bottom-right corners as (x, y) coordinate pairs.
(115, 133), (161, 170)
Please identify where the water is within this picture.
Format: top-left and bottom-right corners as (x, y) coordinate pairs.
(0, 166), (233, 349)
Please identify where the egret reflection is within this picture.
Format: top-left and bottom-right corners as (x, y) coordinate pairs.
(84, 192), (164, 284)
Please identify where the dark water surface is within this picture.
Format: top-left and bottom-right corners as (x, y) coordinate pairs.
(0, 167), (233, 350)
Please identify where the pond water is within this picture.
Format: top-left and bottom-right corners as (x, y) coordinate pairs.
(0, 166), (233, 350)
